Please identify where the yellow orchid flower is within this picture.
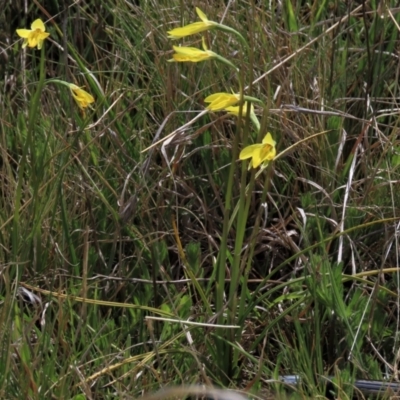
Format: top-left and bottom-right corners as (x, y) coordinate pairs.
(68, 83), (95, 110)
(239, 132), (276, 169)
(224, 102), (254, 116)
(204, 92), (240, 111)
(167, 8), (218, 39)
(16, 18), (50, 50)
(169, 37), (217, 63)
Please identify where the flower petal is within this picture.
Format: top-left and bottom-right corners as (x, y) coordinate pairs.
(36, 33), (50, 49)
(31, 19), (46, 32)
(204, 93), (225, 102)
(172, 53), (207, 62)
(16, 29), (32, 38)
(224, 102), (254, 116)
(196, 8), (208, 22)
(201, 36), (208, 51)
(259, 144), (276, 163)
(170, 45), (214, 62)
(239, 144), (262, 160)
(167, 22), (208, 38)
(262, 132), (276, 146)
(69, 83), (95, 109)
(224, 105), (241, 115)
(27, 36), (38, 47)
(172, 45), (203, 55)
(204, 92), (240, 110)
(251, 147), (264, 168)
(167, 8), (215, 39)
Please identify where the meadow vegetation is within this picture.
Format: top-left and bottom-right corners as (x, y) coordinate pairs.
(1, 1), (400, 399)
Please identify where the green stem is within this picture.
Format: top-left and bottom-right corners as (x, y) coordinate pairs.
(12, 44), (46, 276)
(28, 45), (46, 131)
(250, 113), (261, 132)
(227, 68), (258, 378)
(243, 95), (264, 106)
(238, 163), (274, 326)
(215, 75), (245, 382)
(213, 20), (259, 377)
(30, 46), (47, 270)
(214, 54), (239, 71)
(216, 24), (248, 49)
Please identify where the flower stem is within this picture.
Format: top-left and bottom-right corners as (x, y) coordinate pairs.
(216, 24), (249, 49)
(214, 54), (239, 71)
(12, 44), (46, 274)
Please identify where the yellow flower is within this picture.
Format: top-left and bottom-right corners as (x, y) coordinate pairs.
(169, 37), (217, 63)
(239, 132), (276, 169)
(204, 92), (240, 111)
(16, 19), (50, 50)
(167, 8), (218, 39)
(68, 83), (95, 110)
(224, 102), (254, 116)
